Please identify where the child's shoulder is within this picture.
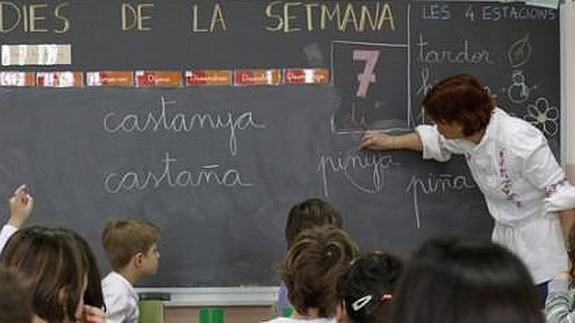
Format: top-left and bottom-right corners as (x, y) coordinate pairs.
(102, 272), (132, 290)
(262, 318), (289, 323)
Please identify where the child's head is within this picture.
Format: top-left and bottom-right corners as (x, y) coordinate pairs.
(0, 226), (91, 323)
(101, 219), (160, 275)
(69, 230), (104, 309)
(0, 265), (32, 323)
(285, 198), (343, 249)
(567, 224), (575, 287)
(338, 251), (404, 323)
(281, 226), (358, 318)
(392, 238), (543, 323)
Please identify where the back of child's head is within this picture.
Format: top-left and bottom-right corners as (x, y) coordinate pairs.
(69, 230), (104, 308)
(285, 198), (343, 249)
(281, 226), (358, 318)
(391, 237), (543, 323)
(0, 226), (89, 323)
(0, 265), (32, 323)
(567, 224), (575, 287)
(102, 218), (160, 271)
(339, 251), (404, 323)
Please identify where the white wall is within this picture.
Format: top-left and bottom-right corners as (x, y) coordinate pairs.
(562, 2), (575, 181)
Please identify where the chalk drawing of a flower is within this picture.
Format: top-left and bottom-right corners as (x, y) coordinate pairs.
(524, 98), (558, 137)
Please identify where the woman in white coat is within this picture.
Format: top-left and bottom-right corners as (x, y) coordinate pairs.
(360, 74), (575, 303)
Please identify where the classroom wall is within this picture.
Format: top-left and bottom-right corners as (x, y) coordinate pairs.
(563, 2), (575, 182)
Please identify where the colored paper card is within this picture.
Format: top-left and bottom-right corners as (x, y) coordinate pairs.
(0, 72), (35, 87)
(234, 69), (281, 86)
(186, 70), (232, 86)
(87, 71), (134, 87)
(526, 0), (559, 8)
(136, 71), (182, 87)
(36, 72), (83, 87)
(2, 44), (71, 66)
(283, 68), (329, 85)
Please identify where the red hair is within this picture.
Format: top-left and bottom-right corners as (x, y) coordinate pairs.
(423, 74), (495, 136)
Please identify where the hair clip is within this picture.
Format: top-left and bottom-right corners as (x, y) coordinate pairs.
(381, 294), (393, 301)
(351, 295), (372, 311)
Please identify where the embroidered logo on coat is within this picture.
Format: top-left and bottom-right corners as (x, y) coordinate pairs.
(498, 150), (522, 208)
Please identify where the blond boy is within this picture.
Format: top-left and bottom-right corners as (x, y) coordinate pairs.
(101, 219), (160, 323)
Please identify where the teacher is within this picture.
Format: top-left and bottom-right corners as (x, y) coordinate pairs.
(360, 74), (575, 302)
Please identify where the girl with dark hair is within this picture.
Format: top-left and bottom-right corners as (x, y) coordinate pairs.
(0, 264), (32, 323)
(264, 226), (358, 323)
(392, 238), (544, 323)
(360, 73), (575, 302)
(338, 251), (403, 323)
(0, 226), (105, 323)
(0, 186), (104, 313)
(69, 230), (105, 310)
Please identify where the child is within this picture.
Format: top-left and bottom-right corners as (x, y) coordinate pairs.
(0, 264), (32, 323)
(0, 226), (105, 323)
(264, 226), (358, 323)
(101, 219), (160, 323)
(0, 184), (33, 253)
(284, 198), (343, 250)
(338, 251), (404, 323)
(277, 198), (343, 316)
(545, 223), (575, 322)
(392, 237), (543, 323)
(0, 186), (104, 312)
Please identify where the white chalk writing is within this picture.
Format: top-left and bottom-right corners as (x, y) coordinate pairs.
(416, 66), (433, 97)
(104, 152), (252, 194)
(317, 151), (395, 197)
(480, 5), (556, 21)
(416, 33), (494, 65)
(405, 173), (475, 228)
(103, 97), (266, 156)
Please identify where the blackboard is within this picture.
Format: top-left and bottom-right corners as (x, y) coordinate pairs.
(0, 1), (560, 287)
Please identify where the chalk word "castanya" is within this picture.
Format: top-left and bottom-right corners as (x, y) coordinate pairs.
(103, 97), (266, 156)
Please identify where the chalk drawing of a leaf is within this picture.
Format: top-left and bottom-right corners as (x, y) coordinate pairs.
(508, 34), (532, 68)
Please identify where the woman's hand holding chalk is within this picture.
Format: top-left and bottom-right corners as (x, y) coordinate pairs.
(359, 130), (395, 150)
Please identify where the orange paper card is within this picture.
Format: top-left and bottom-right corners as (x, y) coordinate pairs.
(0, 72), (35, 86)
(234, 69), (281, 86)
(36, 72), (83, 87)
(136, 71), (182, 87)
(87, 71), (133, 87)
(186, 70), (232, 86)
(283, 68), (329, 84)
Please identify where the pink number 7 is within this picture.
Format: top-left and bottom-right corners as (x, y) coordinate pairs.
(353, 50), (380, 98)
